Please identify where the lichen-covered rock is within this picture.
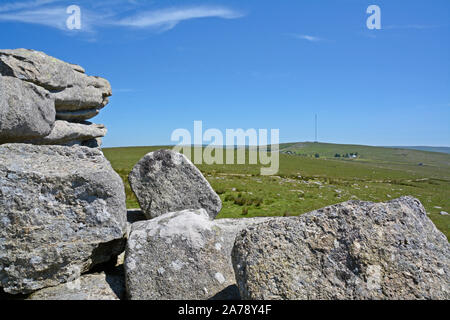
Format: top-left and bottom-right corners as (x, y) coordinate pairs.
(128, 149), (222, 220)
(0, 144), (127, 294)
(232, 196), (450, 300)
(0, 49), (111, 121)
(28, 120), (106, 147)
(27, 270), (125, 300)
(125, 209), (272, 300)
(0, 75), (55, 142)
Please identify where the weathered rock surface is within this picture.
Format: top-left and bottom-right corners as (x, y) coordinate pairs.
(0, 75), (55, 142)
(27, 269), (125, 300)
(28, 120), (106, 147)
(129, 149), (222, 220)
(0, 49), (111, 121)
(232, 196), (450, 300)
(0, 144), (127, 294)
(125, 209), (272, 300)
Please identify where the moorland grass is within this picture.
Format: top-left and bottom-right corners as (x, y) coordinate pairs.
(102, 142), (450, 240)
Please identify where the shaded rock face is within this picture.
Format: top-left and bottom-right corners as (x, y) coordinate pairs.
(129, 149), (222, 220)
(232, 196), (450, 300)
(0, 75), (55, 142)
(27, 120), (106, 147)
(0, 144), (127, 294)
(0, 49), (111, 121)
(27, 270), (125, 300)
(124, 209), (272, 300)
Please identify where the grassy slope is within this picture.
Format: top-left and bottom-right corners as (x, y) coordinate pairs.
(102, 143), (450, 240)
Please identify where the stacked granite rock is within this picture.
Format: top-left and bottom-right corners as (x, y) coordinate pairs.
(0, 49), (127, 298)
(0, 48), (110, 147)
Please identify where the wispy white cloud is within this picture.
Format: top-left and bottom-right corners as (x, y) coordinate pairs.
(290, 34), (325, 42)
(0, 6), (67, 29)
(0, 4), (111, 32)
(0, 0), (61, 13)
(0, 1), (244, 33)
(116, 6), (244, 30)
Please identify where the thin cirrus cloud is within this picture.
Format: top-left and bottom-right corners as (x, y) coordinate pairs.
(0, 6), (70, 30)
(291, 34), (325, 42)
(115, 6), (244, 31)
(0, 0), (244, 33)
(0, 0), (62, 13)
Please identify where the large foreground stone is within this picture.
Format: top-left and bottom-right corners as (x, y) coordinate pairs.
(0, 144), (127, 294)
(27, 270), (125, 300)
(232, 196), (450, 300)
(0, 75), (55, 143)
(0, 49), (111, 121)
(125, 209), (272, 300)
(129, 149), (222, 220)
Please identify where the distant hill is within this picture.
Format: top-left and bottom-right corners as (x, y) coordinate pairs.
(386, 146), (450, 154)
(279, 142), (450, 170)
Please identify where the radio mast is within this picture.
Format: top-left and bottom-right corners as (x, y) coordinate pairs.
(315, 114), (318, 143)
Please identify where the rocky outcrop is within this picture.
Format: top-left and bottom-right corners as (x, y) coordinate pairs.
(0, 49), (111, 146)
(125, 209), (272, 300)
(0, 144), (127, 294)
(232, 196), (450, 300)
(0, 75), (55, 142)
(27, 270), (125, 300)
(128, 149), (222, 220)
(27, 120), (106, 147)
(0, 49), (111, 121)
(0, 48), (126, 298)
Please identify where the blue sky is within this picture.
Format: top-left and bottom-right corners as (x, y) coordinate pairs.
(1, 0), (449, 147)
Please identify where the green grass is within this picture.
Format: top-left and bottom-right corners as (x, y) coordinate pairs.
(102, 142), (450, 240)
